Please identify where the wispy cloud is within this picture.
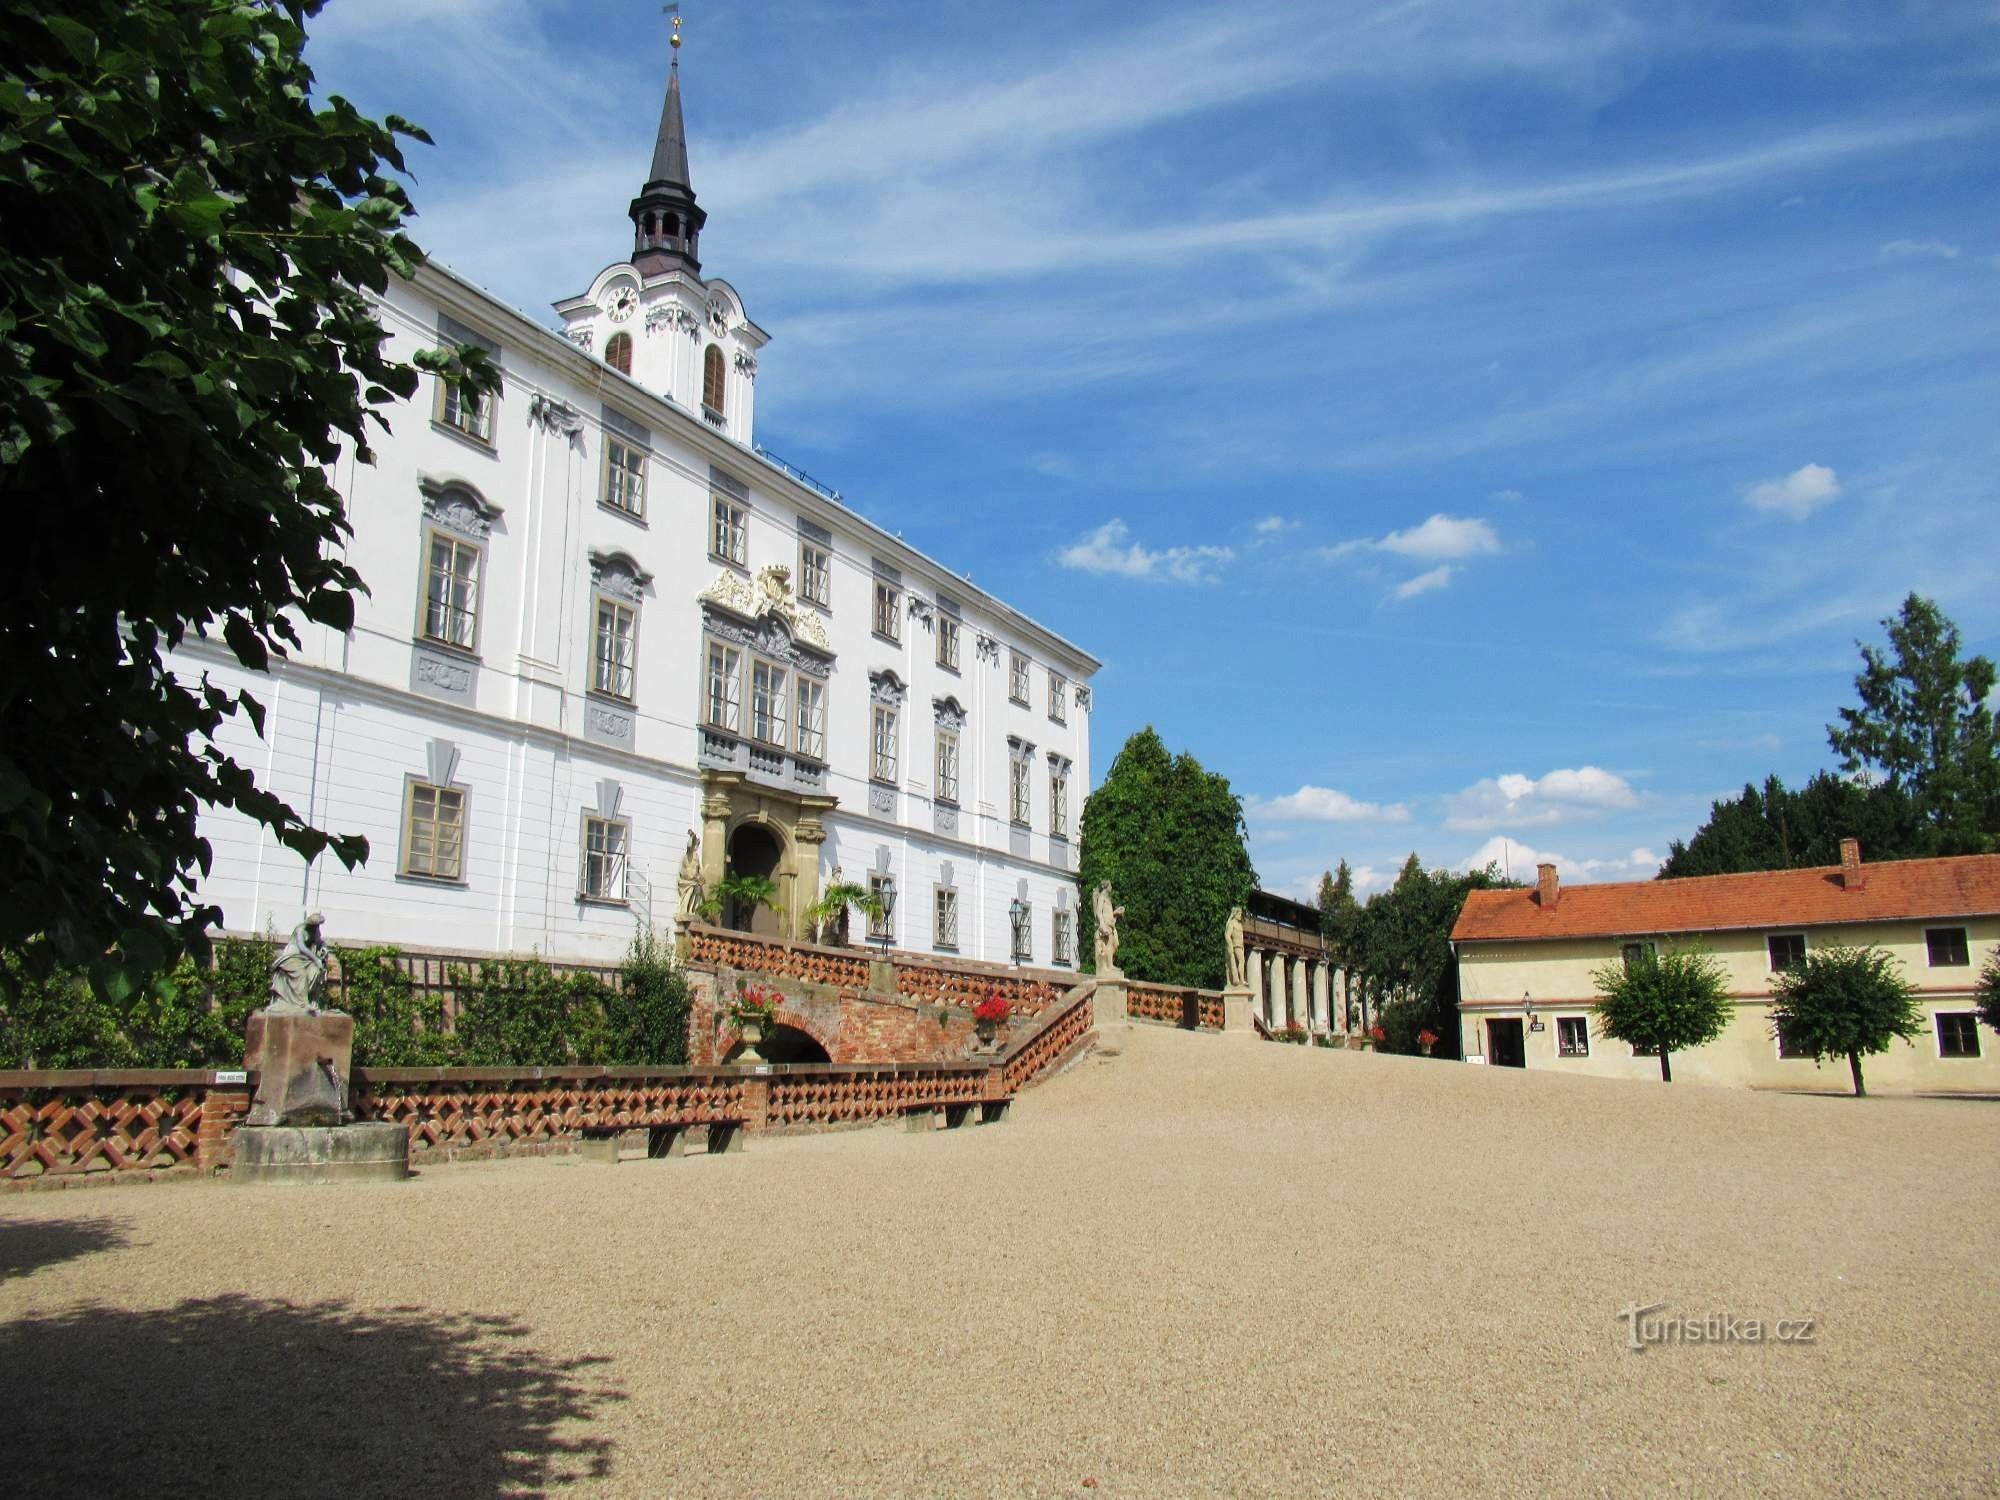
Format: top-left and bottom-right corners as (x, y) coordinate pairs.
(1461, 836), (1662, 883)
(1253, 515), (1299, 537)
(1745, 462), (1841, 518)
(1445, 766), (1641, 831)
(1394, 565), (1457, 600)
(1057, 519), (1233, 583)
(1247, 786), (1412, 823)
(1880, 238), (1961, 260)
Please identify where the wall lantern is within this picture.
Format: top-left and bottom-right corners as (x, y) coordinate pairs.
(1008, 897), (1029, 965)
(877, 875), (897, 933)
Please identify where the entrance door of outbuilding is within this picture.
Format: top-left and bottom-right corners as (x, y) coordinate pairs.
(1486, 1018), (1526, 1068)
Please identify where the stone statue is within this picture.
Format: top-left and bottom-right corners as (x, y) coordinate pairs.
(1225, 906), (1247, 989)
(1092, 881), (1124, 977)
(676, 829), (703, 921)
(266, 913), (331, 1014)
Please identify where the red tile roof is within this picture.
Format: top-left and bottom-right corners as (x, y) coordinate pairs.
(1452, 853), (2000, 944)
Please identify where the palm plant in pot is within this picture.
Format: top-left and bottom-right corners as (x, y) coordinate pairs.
(700, 873), (783, 933)
(804, 880), (883, 946)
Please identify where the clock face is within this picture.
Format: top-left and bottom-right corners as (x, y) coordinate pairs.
(605, 283), (638, 323)
(706, 296), (730, 337)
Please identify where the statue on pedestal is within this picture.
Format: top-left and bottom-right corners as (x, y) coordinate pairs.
(1225, 906), (1247, 989)
(1092, 881), (1124, 978)
(245, 913), (353, 1129)
(675, 829), (704, 923)
(266, 913), (331, 1014)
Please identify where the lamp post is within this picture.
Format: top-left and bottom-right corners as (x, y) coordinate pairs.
(876, 875), (896, 944)
(1008, 896), (1027, 966)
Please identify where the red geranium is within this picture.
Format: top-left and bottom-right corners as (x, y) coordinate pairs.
(1417, 1028), (1440, 1047)
(973, 992), (1012, 1025)
(734, 983), (780, 1019)
(1369, 1024), (1387, 1042)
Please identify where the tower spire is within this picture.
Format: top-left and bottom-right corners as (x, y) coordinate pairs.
(630, 7), (705, 276)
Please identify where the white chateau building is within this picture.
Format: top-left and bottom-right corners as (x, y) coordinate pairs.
(177, 51), (1098, 966)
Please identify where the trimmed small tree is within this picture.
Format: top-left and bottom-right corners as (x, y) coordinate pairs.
(1769, 943), (1923, 1097)
(1977, 949), (2000, 1037)
(1590, 944), (1732, 1083)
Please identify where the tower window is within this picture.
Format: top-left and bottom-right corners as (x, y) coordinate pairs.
(702, 344), (726, 416)
(604, 332), (632, 376)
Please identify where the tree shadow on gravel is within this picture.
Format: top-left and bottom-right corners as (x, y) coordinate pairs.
(0, 1296), (623, 1495)
(0, 1214), (131, 1281)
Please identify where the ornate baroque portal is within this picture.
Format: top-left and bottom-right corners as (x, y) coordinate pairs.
(695, 565), (838, 939)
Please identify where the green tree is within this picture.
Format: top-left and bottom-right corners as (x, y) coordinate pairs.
(1077, 728), (1253, 989)
(1827, 594), (1999, 852)
(1590, 944), (1732, 1082)
(1975, 950), (2000, 1038)
(0, 2), (493, 999)
(608, 928), (692, 1066)
(1768, 943), (1924, 1097)
(1340, 855), (1514, 1056)
(1661, 772), (1931, 878)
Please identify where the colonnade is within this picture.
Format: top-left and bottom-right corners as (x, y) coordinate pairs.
(1246, 947), (1342, 1034)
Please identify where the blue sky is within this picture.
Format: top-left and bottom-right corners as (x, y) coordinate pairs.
(305, 1), (2000, 899)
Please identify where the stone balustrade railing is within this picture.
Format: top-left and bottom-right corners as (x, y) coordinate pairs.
(894, 956), (1067, 1017)
(685, 926), (872, 989)
(1123, 980), (1226, 1031)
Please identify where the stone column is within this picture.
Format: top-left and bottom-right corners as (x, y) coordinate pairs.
(700, 780), (733, 892)
(1289, 956), (1307, 1030)
(1267, 955), (1286, 1029)
(1314, 962), (1331, 1031)
(1250, 946), (1266, 1021)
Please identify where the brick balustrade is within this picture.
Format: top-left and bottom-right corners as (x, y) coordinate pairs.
(686, 926), (871, 989)
(1124, 980), (1226, 1032)
(685, 922), (1072, 1017)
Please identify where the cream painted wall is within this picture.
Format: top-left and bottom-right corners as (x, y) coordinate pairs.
(1457, 918), (1999, 1092)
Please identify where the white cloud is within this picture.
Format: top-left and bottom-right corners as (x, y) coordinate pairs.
(1460, 836), (1662, 883)
(1879, 238), (1961, 260)
(1253, 515), (1298, 536)
(1057, 519), (1234, 583)
(1394, 565), (1456, 600)
(1377, 514), (1502, 561)
(1247, 786), (1412, 823)
(1745, 462), (1842, 518)
(1487, 488), (1524, 503)
(1445, 766), (1640, 831)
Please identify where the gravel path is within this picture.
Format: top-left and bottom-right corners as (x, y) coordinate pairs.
(3, 1026), (1997, 1497)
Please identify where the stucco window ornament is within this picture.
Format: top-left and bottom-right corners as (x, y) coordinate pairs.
(526, 394), (586, 448)
(589, 550), (652, 605)
(698, 564), (833, 655)
(975, 633), (1001, 665)
(1074, 684), (1092, 711)
(907, 595), (934, 628)
(869, 669), (907, 707)
(418, 475), (502, 540)
(733, 349), (759, 380)
(933, 695), (968, 730)
(564, 327), (594, 353)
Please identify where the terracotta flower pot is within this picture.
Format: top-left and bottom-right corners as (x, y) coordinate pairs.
(736, 1015), (766, 1063)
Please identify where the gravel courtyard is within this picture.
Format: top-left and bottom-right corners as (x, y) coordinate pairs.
(3, 1026), (1996, 1497)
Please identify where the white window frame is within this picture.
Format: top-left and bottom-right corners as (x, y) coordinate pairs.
(750, 657), (789, 745)
(1555, 1015), (1589, 1057)
(1009, 650), (1030, 705)
(711, 495), (747, 566)
(1050, 766), (1069, 839)
(592, 595), (638, 701)
(937, 615), (960, 672)
(873, 579), (902, 642)
(934, 885), (959, 951)
(704, 639), (742, 733)
(1053, 907), (1074, 967)
(435, 378), (492, 445)
(1049, 672), (1067, 723)
(872, 703), (899, 783)
(602, 436), (646, 518)
(795, 677), (826, 761)
(401, 778), (466, 883)
(580, 813), (629, 903)
(798, 538), (831, 608)
(1010, 754), (1031, 826)
(1012, 900), (1033, 963)
(420, 527), (481, 654)
(935, 725), (960, 805)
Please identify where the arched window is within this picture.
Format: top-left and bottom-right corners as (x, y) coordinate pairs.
(604, 331), (632, 375)
(702, 344), (726, 415)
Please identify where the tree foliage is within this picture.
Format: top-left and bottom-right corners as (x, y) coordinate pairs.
(1590, 944), (1732, 1082)
(1662, 772), (1930, 878)
(0, 2), (493, 997)
(1077, 728), (1254, 989)
(1828, 594), (1999, 850)
(1767, 943), (1924, 1097)
(1976, 950), (2000, 1038)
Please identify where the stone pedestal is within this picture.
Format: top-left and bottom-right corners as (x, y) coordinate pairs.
(1092, 977), (1128, 1031)
(244, 1008), (355, 1127)
(233, 1122), (410, 1185)
(1221, 985), (1255, 1036)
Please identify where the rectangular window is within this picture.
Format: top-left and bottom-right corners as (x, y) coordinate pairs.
(1776, 1025), (1814, 1060)
(937, 615), (960, 672)
(422, 531), (480, 651)
(592, 598), (636, 700)
(795, 677), (826, 760)
(934, 886), (959, 951)
(1050, 769), (1069, 839)
(705, 641), (741, 732)
(436, 379), (492, 444)
(1049, 672), (1067, 723)
(1053, 908), (1074, 966)
(873, 579), (901, 642)
(402, 780), (465, 882)
(711, 496), (747, 565)
(750, 659), (788, 744)
(580, 815), (628, 902)
(1556, 1016), (1589, 1057)
(1767, 933), (1806, 971)
(1011, 755), (1031, 825)
(1938, 1012), (1981, 1058)
(1009, 650), (1030, 705)
(872, 703), (898, 782)
(798, 539), (831, 607)
(868, 873), (894, 942)
(1621, 940), (1656, 971)
(603, 437), (645, 517)
(1926, 927), (1970, 967)
(935, 726), (960, 804)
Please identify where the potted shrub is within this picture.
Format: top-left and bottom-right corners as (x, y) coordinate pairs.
(1417, 1027), (1440, 1057)
(973, 991), (1011, 1050)
(731, 981), (780, 1062)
